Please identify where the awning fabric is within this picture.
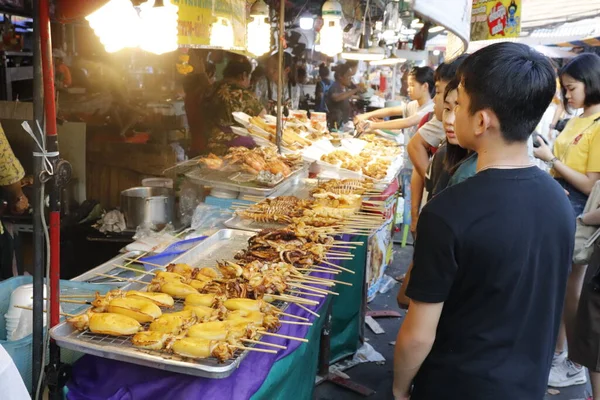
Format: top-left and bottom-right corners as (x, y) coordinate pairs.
(555, 36), (600, 47)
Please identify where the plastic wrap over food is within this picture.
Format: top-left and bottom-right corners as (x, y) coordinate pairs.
(191, 204), (232, 233)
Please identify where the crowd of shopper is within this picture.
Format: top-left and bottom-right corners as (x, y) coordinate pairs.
(348, 43), (600, 400)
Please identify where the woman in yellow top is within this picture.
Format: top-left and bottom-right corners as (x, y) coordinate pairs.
(534, 53), (600, 389)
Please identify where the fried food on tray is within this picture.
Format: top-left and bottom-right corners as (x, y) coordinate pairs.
(107, 296), (163, 323)
(126, 291), (175, 308)
(148, 280), (198, 298)
(132, 331), (176, 350)
(171, 338), (234, 362)
(249, 117), (313, 150)
(198, 153), (223, 169)
(185, 293), (222, 308)
(148, 310), (197, 334)
(198, 146), (300, 177)
(68, 311), (141, 336)
(310, 179), (374, 196)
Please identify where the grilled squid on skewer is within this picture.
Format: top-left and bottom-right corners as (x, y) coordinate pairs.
(107, 296), (163, 323)
(68, 311), (141, 336)
(171, 337), (235, 362)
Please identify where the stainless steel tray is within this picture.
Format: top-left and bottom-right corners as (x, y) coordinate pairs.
(170, 229), (255, 267)
(51, 230), (261, 378)
(184, 164), (308, 196)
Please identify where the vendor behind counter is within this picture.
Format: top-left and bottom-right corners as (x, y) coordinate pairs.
(186, 58), (265, 157)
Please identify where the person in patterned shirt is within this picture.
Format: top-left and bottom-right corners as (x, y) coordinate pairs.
(200, 58), (266, 155)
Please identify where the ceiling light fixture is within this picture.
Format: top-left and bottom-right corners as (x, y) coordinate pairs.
(247, 0), (271, 56)
(319, 0), (343, 57)
(299, 16), (314, 30)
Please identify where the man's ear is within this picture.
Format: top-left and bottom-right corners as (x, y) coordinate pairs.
(473, 109), (493, 138)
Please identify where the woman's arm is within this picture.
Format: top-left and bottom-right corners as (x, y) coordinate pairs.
(582, 207), (600, 225)
(367, 113), (424, 131)
(330, 88), (358, 103)
(552, 161), (600, 195)
(534, 137), (600, 195)
(355, 105), (405, 122)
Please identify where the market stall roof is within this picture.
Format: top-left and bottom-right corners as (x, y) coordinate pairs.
(521, 0), (600, 31)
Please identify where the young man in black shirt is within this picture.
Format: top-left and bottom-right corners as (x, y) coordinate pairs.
(393, 42), (575, 400)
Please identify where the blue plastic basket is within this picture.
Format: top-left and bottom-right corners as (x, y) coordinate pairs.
(138, 236), (207, 271)
(0, 276), (112, 393)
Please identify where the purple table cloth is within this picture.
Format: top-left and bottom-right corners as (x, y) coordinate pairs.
(66, 269), (334, 400)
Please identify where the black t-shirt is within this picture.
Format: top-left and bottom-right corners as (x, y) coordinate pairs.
(406, 166), (574, 400)
(424, 143), (451, 203)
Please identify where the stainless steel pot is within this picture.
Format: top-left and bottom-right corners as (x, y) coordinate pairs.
(120, 187), (175, 230)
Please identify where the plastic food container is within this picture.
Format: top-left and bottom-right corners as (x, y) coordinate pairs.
(310, 112), (327, 122)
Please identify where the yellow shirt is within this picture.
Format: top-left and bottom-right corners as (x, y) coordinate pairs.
(0, 124), (24, 186)
(552, 112), (600, 177)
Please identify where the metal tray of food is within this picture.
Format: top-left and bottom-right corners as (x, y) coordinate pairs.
(184, 164), (308, 196)
(50, 230), (261, 379)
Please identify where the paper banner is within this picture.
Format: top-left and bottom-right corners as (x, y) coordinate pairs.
(173, 0), (247, 49)
(471, 0), (521, 42)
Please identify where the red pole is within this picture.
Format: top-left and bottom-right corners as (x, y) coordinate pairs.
(39, 0), (60, 329)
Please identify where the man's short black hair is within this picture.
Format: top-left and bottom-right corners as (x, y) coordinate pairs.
(458, 42), (556, 143)
(559, 53), (600, 111)
(434, 54), (469, 83)
(409, 66), (435, 98)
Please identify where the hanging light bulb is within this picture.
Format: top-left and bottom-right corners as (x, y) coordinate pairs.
(139, 0), (179, 55)
(86, 0), (140, 53)
(211, 16), (235, 49)
(320, 0), (343, 57)
(247, 0), (271, 56)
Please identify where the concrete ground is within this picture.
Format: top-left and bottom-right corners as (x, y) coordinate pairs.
(314, 243), (592, 400)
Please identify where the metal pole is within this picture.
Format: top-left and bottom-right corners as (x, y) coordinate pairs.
(275, 0), (285, 153)
(39, 1), (64, 398)
(31, 0), (45, 394)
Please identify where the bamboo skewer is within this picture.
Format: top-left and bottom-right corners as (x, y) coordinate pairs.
(295, 303), (320, 318)
(241, 338), (287, 349)
(333, 241), (364, 245)
(289, 283), (338, 296)
(58, 299), (91, 305)
(269, 294), (319, 306)
(257, 331), (309, 343)
(229, 345), (277, 354)
(301, 276), (352, 287)
(272, 310), (309, 322)
(123, 258), (166, 269)
(296, 267), (341, 275)
(279, 320), (312, 326)
(114, 264), (155, 275)
(15, 305), (76, 318)
(320, 260), (354, 274)
(290, 279), (334, 288)
(93, 273), (147, 285)
(56, 294), (96, 299)
(286, 289), (324, 298)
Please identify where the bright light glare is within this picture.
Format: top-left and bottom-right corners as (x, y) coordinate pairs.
(86, 0), (140, 53)
(429, 26), (445, 33)
(139, 0), (179, 55)
(300, 17), (314, 30)
(248, 16), (271, 56)
(433, 50), (441, 56)
(320, 19), (343, 57)
(211, 17), (235, 49)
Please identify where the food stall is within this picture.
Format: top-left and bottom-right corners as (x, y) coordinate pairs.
(5, 1), (405, 399)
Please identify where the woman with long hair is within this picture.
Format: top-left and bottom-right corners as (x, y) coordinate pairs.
(534, 52), (600, 389)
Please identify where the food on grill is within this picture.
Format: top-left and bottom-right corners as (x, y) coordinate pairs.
(148, 281), (198, 298)
(131, 331), (176, 350)
(171, 338), (234, 362)
(68, 311), (141, 336)
(106, 297), (163, 323)
(126, 291), (175, 308)
(197, 146), (301, 177)
(148, 310), (197, 334)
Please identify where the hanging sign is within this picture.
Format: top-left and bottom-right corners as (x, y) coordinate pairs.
(471, 0), (521, 41)
(173, 0), (247, 49)
(411, 0), (472, 61)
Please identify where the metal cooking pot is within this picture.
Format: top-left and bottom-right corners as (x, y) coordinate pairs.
(120, 187), (175, 230)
